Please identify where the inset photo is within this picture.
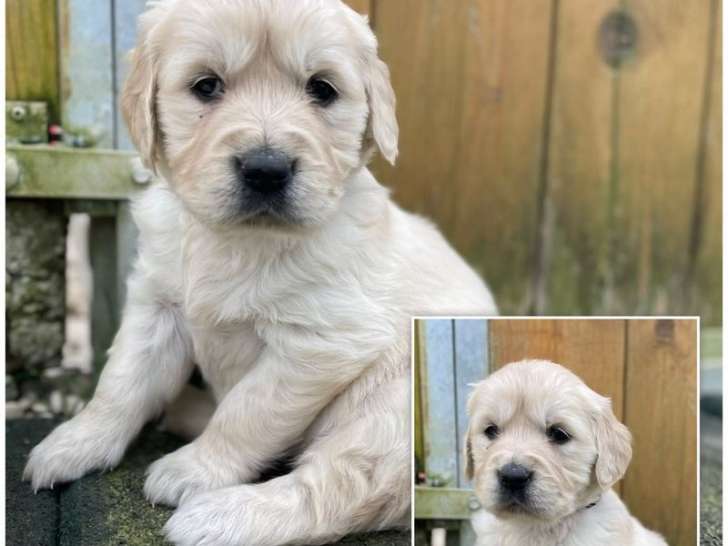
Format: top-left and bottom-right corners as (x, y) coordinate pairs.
(414, 318), (698, 546)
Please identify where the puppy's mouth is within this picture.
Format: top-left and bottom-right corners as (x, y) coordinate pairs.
(494, 490), (538, 517)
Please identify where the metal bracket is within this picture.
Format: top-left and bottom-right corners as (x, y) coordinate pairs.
(6, 101), (49, 144)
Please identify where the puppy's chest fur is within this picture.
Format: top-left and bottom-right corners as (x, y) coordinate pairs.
(136, 186), (398, 399)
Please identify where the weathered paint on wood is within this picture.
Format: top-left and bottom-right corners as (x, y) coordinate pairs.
(6, 0), (61, 122)
(421, 319), (458, 486)
(414, 486), (474, 520)
(452, 320), (488, 487)
(114, 0), (151, 150)
(59, 0), (114, 147)
(622, 320), (698, 546)
(6, 146), (147, 200)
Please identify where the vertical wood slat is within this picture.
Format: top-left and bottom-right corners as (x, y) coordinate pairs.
(453, 320), (488, 487)
(694, 0), (722, 325)
(488, 319), (626, 418)
(6, 0), (61, 121)
(371, 0), (553, 314)
(622, 320), (698, 546)
(542, 0), (618, 315)
(616, 0), (714, 317)
(420, 319), (458, 486)
(58, 0), (114, 147)
(113, 0), (150, 150)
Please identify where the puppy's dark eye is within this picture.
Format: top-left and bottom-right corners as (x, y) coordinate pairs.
(546, 426), (571, 445)
(484, 425), (500, 440)
(191, 76), (224, 101)
(306, 76), (338, 106)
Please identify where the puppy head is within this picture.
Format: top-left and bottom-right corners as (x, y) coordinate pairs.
(465, 360), (631, 523)
(121, 0), (397, 228)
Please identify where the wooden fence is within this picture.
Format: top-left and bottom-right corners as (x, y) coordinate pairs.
(6, 0), (722, 324)
(415, 318), (698, 546)
(355, 0), (722, 324)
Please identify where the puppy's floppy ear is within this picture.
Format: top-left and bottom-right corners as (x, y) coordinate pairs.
(363, 53), (399, 165)
(121, 7), (166, 172)
(463, 432), (474, 481)
(593, 397), (632, 489)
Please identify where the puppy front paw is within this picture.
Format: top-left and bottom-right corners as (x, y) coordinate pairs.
(144, 443), (242, 507)
(164, 489), (246, 546)
(23, 416), (126, 492)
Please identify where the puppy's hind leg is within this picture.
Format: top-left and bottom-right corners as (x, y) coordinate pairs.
(164, 411), (410, 546)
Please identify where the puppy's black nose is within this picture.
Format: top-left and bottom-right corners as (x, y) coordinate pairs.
(236, 148), (293, 195)
(498, 463), (533, 492)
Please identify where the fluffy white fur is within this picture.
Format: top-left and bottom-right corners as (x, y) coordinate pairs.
(465, 360), (667, 546)
(23, 1), (496, 544)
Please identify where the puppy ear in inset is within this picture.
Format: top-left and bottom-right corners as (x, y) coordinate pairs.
(593, 398), (633, 489)
(121, 9), (165, 172)
(464, 433), (475, 481)
(363, 52), (399, 165)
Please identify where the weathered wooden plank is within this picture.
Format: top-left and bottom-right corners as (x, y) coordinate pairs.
(453, 319), (488, 487)
(59, 0), (114, 147)
(622, 320), (698, 546)
(6, 0), (61, 122)
(6, 145), (148, 200)
(113, 0), (150, 150)
(488, 320), (626, 420)
(414, 486), (474, 520)
(372, 0), (553, 314)
(692, 0), (722, 326)
(615, 1), (713, 318)
(421, 319), (458, 486)
(544, 0), (619, 315)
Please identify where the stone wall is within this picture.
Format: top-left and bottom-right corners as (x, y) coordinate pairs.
(6, 200), (66, 411)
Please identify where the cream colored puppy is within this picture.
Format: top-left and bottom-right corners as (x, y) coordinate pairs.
(465, 360), (667, 546)
(23, 1), (496, 545)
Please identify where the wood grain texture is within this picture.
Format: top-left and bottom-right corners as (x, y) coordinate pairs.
(622, 320), (698, 546)
(693, 0), (722, 325)
(617, 1), (713, 318)
(6, 0), (61, 121)
(488, 320), (626, 420)
(372, 0), (553, 314)
(545, 0), (619, 315)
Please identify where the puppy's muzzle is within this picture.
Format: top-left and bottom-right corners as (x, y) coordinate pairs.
(497, 462), (533, 499)
(235, 147), (295, 196)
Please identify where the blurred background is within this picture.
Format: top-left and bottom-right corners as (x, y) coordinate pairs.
(414, 318), (698, 546)
(3, 0), (722, 544)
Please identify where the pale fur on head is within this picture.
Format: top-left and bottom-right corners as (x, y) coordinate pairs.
(24, 1), (496, 545)
(121, 0), (397, 228)
(465, 360), (666, 546)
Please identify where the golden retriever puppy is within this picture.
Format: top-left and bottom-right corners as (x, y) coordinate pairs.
(23, 1), (497, 544)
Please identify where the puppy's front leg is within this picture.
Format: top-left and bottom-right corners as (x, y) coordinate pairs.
(144, 322), (393, 507)
(23, 273), (194, 491)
